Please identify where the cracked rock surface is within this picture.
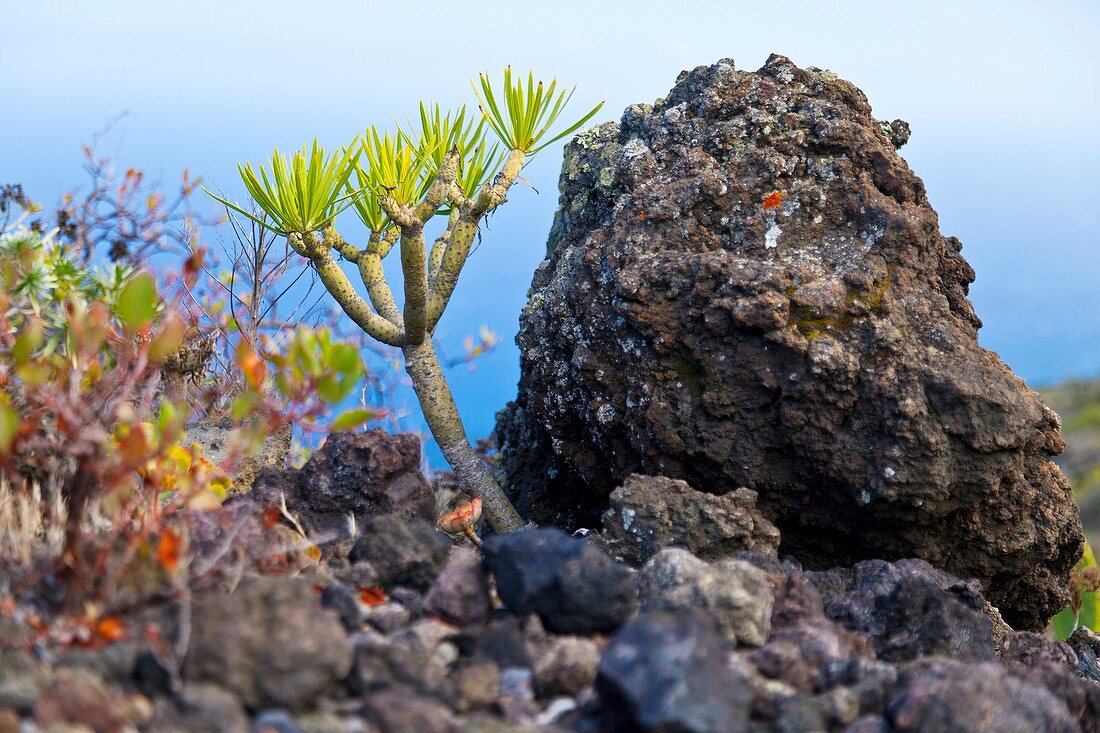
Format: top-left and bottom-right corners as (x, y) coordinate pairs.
(495, 54), (1082, 630)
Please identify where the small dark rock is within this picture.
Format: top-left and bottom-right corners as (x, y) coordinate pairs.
(475, 616), (531, 668)
(1069, 627), (1100, 682)
(252, 429), (435, 541)
(348, 619), (458, 697)
(887, 658), (1079, 732)
(483, 528), (636, 634)
(596, 610), (751, 733)
(826, 559), (994, 663)
(423, 548), (493, 627)
(771, 571), (826, 630)
(320, 582), (363, 632)
(349, 516), (452, 591)
(1001, 631), (1078, 669)
(750, 617), (872, 693)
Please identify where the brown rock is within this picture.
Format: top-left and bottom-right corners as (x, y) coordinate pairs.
(33, 669), (130, 733)
(495, 54), (1082, 630)
(601, 474), (779, 564)
(251, 429), (435, 542)
(423, 548), (493, 627)
(183, 576), (351, 711)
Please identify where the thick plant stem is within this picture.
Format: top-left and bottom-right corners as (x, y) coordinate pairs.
(402, 339), (524, 533)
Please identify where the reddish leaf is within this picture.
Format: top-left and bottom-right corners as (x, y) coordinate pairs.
(262, 505), (282, 529)
(359, 587), (387, 606)
(93, 616), (128, 643)
(236, 342), (266, 389)
(156, 530), (182, 571)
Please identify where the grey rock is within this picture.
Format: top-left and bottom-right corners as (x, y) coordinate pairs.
(183, 576), (352, 711)
(450, 659), (501, 713)
(601, 474), (780, 564)
(150, 683), (249, 733)
(252, 710), (305, 733)
(362, 688), (456, 733)
(887, 658), (1078, 733)
(422, 548), (493, 627)
(530, 636), (601, 698)
(495, 53), (1082, 631)
(825, 559), (995, 663)
(348, 619), (458, 697)
(749, 617), (873, 693)
(1001, 631), (1078, 669)
(252, 429), (435, 542)
(1069, 627), (1100, 682)
(0, 648), (51, 711)
(595, 610), (751, 733)
(483, 528), (636, 634)
(637, 547), (772, 646)
(349, 516), (452, 591)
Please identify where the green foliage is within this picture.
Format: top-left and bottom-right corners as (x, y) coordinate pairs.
(473, 67), (603, 154)
(1051, 539), (1100, 639)
(358, 128), (428, 210)
(407, 103), (501, 201)
(0, 229), (134, 355)
(210, 68), (602, 238)
(205, 139), (359, 235)
(114, 271), (159, 333)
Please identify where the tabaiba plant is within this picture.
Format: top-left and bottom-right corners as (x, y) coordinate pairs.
(208, 70), (602, 534)
(0, 227), (211, 587)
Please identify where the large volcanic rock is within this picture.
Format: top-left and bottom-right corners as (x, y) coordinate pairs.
(495, 54), (1082, 630)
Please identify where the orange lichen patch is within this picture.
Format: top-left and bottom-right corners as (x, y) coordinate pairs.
(763, 190), (785, 210)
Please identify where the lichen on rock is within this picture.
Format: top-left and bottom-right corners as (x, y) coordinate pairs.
(495, 54), (1083, 630)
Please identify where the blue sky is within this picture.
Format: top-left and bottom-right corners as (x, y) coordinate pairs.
(3, 0), (1098, 460)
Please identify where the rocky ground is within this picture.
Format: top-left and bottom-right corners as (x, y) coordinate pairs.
(2, 457), (1100, 730)
(2, 436), (1100, 733)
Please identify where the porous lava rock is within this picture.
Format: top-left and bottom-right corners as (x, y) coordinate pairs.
(482, 527), (636, 635)
(495, 54), (1082, 630)
(601, 474), (780, 564)
(595, 610), (752, 733)
(250, 429), (435, 540)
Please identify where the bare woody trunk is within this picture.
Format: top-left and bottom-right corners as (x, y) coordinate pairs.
(402, 339), (524, 533)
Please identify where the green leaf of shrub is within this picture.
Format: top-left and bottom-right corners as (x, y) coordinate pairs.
(331, 408), (380, 431)
(115, 272), (159, 332)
